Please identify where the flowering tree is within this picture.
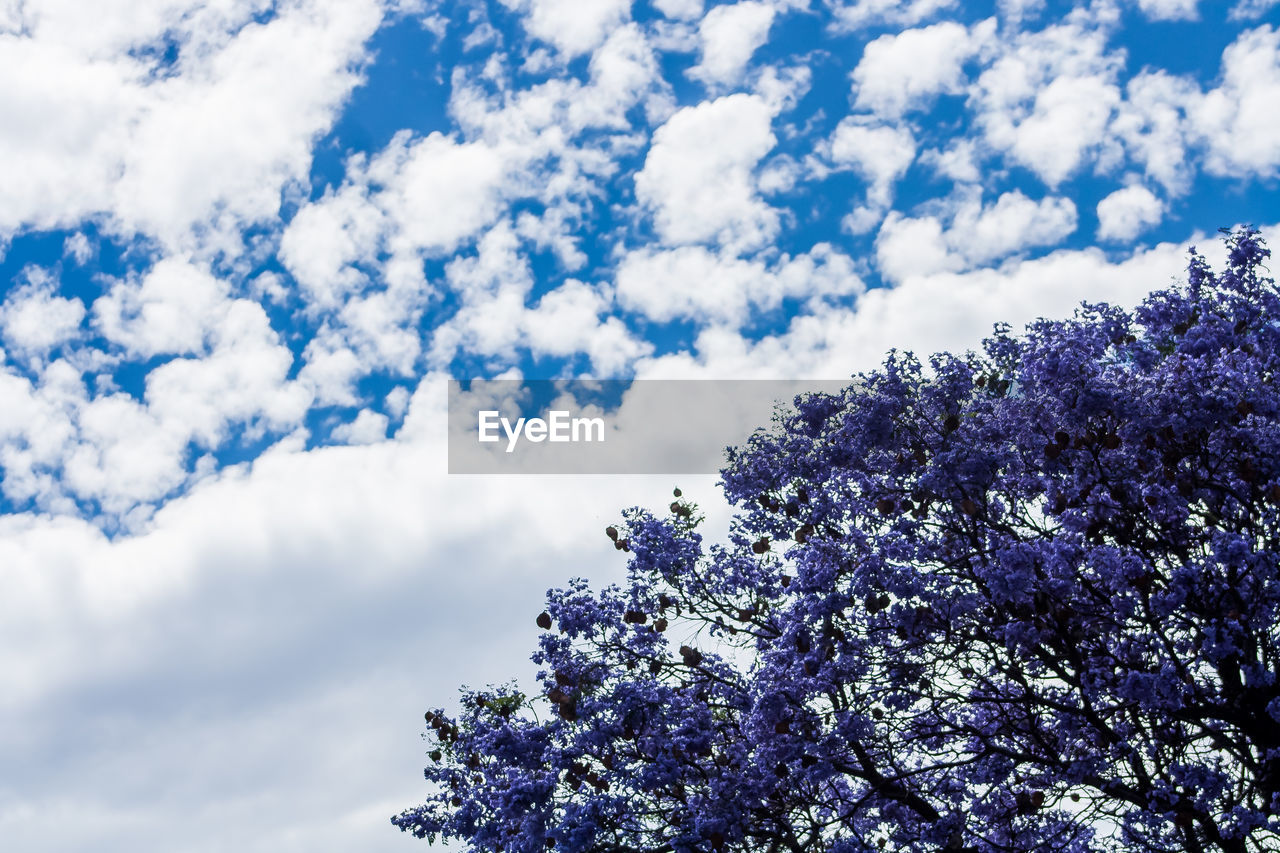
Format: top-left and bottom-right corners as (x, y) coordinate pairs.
(394, 229), (1280, 852)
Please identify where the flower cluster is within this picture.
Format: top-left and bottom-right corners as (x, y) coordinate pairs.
(395, 229), (1280, 852)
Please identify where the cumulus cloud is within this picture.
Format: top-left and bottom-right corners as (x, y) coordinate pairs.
(827, 118), (916, 221)
(0, 258), (310, 516)
(638, 233), (1210, 380)
(875, 190), (1078, 281)
(0, 401), (724, 850)
(0, 0), (385, 252)
(1111, 70), (1199, 194)
(499, 0), (631, 56)
(1190, 25), (1280, 179)
(655, 0), (705, 19)
(1230, 0), (1280, 20)
(282, 22), (667, 385)
(0, 272), (85, 356)
(971, 17), (1124, 186)
(93, 258), (230, 359)
(851, 19), (993, 118)
(427, 225), (651, 377)
(615, 243), (863, 326)
(635, 93), (779, 249)
(689, 1), (777, 86)
(827, 0), (957, 32)
(1136, 0), (1199, 20)
(330, 409), (390, 444)
(1096, 184), (1164, 241)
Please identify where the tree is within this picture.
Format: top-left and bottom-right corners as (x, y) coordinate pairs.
(394, 228), (1280, 852)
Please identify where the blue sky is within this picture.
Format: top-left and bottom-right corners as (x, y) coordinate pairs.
(0, 0), (1278, 850)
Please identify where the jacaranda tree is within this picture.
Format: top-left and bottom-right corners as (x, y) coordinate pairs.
(395, 228), (1280, 852)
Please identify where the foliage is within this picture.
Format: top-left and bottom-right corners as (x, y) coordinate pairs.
(394, 229), (1280, 852)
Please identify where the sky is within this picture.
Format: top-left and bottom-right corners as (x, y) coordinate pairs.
(0, 0), (1278, 850)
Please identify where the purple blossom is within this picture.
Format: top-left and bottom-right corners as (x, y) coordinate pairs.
(395, 229), (1280, 852)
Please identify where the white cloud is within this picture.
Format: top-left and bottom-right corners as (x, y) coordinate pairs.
(62, 232), (93, 264)
(655, 0), (705, 19)
(998, 0), (1046, 28)
(851, 19), (993, 118)
(0, 257), (311, 516)
(428, 224), (651, 377)
(949, 190), (1078, 265)
(1190, 25), (1280, 179)
(876, 190), (1078, 281)
(827, 0), (957, 32)
(278, 182), (385, 309)
(93, 258), (229, 359)
(281, 22), (667, 381)
(920, 138), (983, 183)
(828, 118), (916, 211)
(522, 279), (653, 376)
(1230, 0), (1280, 20)
(971, 19), (1124, 186)
(639, 231), (1216, 380)
(1096, 184), (1164, 241)
(499, 0), (631, 56)
(330, 409), (390, 444)
(1136, 0), (1198, 21)
(0, 272), (85, 355)
(0, 398), (725, 850)
(616, 243), (863, 326)
(634, 93), (779, 249)
(371, 132), (510, 261)
(689, 1), (777, 86)
(1111, 70), (1198, 194)
(144, 301), (311, 447)
(0, 0), (385, 252)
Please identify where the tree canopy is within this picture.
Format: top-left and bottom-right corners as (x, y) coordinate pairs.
(394, 229), (1280, 852)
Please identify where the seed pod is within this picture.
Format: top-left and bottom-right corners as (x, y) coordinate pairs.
(679, 645), (703, 666)
(605, 526), (618, 540)
(536, 612), (552, 630)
